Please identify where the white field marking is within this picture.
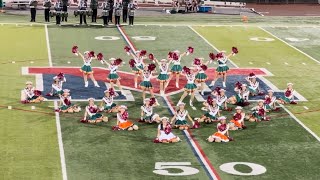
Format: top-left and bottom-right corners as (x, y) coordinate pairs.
(303, 106), (309, 110)
(188, 25), (239, 68)
(266, 62), (271, 65)
(302, 62), (306, 65)
(249, 62), (253, 64)
(21, 67), (28, 75)
(30, 61), (34, 64)
(191, 106), (197, 110)
(284, 62), (289, 65)
(166, 89), (184, 96)
(45, 25), (53, 67)
(194, 92), (205, 102)
(35, 74), (43, 91)
(104, 82), (109, 89)
(116, 26), (136, 52)
(280, 104), (320, 142)
(162, 96), (220, 179)
(54, 101), (68, 180)
(259, 27), (320, 64)
(257, 76), (279, 91)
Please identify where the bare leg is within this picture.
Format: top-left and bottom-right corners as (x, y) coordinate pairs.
(165, 73), (174, 88)
(175, 74), (180, 88)
(222, 73), (227, 87)
(83, 74), (88, 87)
(142, 89), (146, 101)
(134, 74), (138, 88)
(116, 79), (123, 91)
(178, 91), (188, 105)
(90, 74), (100, 87)
(150, 89), (154, 98)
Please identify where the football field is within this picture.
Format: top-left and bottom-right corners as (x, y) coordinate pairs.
(1, 21), (320, 180)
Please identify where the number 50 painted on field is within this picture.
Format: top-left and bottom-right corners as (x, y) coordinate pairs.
(153, 162), (266, 176)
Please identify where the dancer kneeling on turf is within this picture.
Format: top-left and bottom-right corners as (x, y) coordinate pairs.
(198, 96), (220, 123)
(21, 81), (45, 103)
(279, 83), (297, 105)
(248, 100), (270, 122)
(207, 116), (231, 143)
(170, 102), (195, 130)
(81, 98), (108, 123)
(100, 88), (119, 113)
(264, 90), (280, 111)
(140, 98), (160, 123)
(228, 82), (250, 106)
(115, 105), (138, 131)
(154, 117), (180, 143)
(59, 89), (81, 113)
(229, 106), (246, 130)
(246, 72), (263, 96)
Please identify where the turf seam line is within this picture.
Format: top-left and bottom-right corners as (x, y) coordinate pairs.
(54, 101), (68, 180)
(280, 104), (320, 142)
(258, 27), (320, 64)
(188, 25), (239, 68)
(45, 24), (53, 67)
(163, 96), (221, 180)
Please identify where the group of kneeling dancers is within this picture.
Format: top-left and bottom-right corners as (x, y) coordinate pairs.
(21, 45), (298, 143)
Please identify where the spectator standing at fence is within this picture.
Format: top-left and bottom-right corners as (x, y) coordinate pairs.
(29, 0), (38, 22)
(43, 0), (51, 22)
(78, 0), (88, 25)
(101, 0), (110, 26)
(128, 0), (137, 26)
(90, 0), (98, 23)
(61, 0), (68, 22)
(122, 0), (129, 23)
(54, 0), (62, 25)
(114, 0), (122, 25)
(108, 0), (114, 22)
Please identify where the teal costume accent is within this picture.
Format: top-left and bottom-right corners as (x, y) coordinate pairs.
(140, 81), (153, 89)
(171, 65), (182, 72)
(107, 73), (119, 80)
(81, 65), (93, 73)
(89, 113), (102, 120)
(204, 112), (216, 120)
(104, 103), (116, 110)
(157, 74), (169, 81)
(184, 83), (197, 90)
(175, 119), (188, 125)
(195, 73), (208, 81)
(132, 64), (144, 72)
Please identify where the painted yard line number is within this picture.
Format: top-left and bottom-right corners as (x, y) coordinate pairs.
(94, 36), (156, 41)
(153, 162), (266, 176)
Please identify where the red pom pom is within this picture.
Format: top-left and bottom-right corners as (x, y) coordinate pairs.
(80, 119), (88, 123)
(34, 90), (42, 96)
(109, 88), (115, 96)
(187, 46), (194, 54)
(114, 58), (122, 65)
(209, 53), (216, 60)
(112, 125), (120, 130)
(216, 52), (224, 59)
(72, 46), (78, 54)
(149, 97), (156, 106)
(140, 50), (147, 56)
(153, 138), (160, 143)
(148, 53), (154, 60)
(129, 59), (136, 68)
(235, 81), (242, 89)
(214, 86), (221, 95)
(193, 58), (201, 65)
(207, 96), (213, 105)
(148, 63), (156, 72)
(172, 53), (179, 61)
(264, 97), (271, 104)
(124, 46), (131, 52)
(97, 53), (104, 61)
(57, 72), (64, 78)
(192, 120), (200, 129)
(233, 113), (242, 121)
(182, 66), (191, 74)
(285, 90), (291, 97)
(121, 111), (129, 120)
(168, 52), (173, 58)
(249, 72), (255, 77)
(228, 136), (234, 141)
(232, 47), (239, 54)
(88, 51), (95, 58)
(258, 108), (265, 116)
(200, 64), (207, 71)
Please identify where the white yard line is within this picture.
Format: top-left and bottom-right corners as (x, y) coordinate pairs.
(54, 101), (68, 180)
(259, 27), (320, 64)
(45, 24), (53, 67)
(35, 74), (43, 91)
(280, 104), (320, 142)
(303, 106), (309, 110)
(188, 25), (239, 68)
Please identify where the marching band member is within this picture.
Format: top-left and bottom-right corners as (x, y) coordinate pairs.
(154, 117), (180, 143)
(58, 89), (81, 113)
(21, 81), (44, 103)
(122, 0), (128, 23)
(100, 88), (119, 113)
(140, 98), (160, 123)
(128, 0), (137, 26)
(29, 0), (38, 22)
(177, 66), (197, 107)
(103, 58), (124, 93)
(209, 50), (235, 88)
(43, 0), (51, 22)
(128, 50), (147, 88)
(198, 96), (220, 123)
(81, 98), (108, 123)
(170, 102), (195, 130)
(78, 50), (100, 88)
(138, 64), (156, 101)
(108, 0), (114, 22)
(115, 105), (139, 131)
(229, 106), (246, 130)
(249, 100), (270, 122)
(264, 90), (280, 111)
(193, 58), (210, 95)
(114, 0), (122, 25)
(78, 0), (87, 25)
(168, 50), (187, 88)
(279, 83), (297, 104)
(54, 0), (62, 25)
(228, 82), (250, 106)
(245, 73), (263, 96)
(90, 0), (98, 23)
(61, 0), (68, 22)
(154, 57), (171, 96)
(207, 116), (230, 143)
(101, 0), (110, 26)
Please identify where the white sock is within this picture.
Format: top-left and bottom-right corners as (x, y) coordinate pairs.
(223, 82), (226, 88)
(85, 81), (88, 87)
